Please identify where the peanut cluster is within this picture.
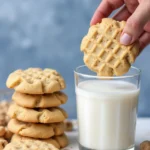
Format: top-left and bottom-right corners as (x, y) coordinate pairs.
(0, 101), (10, 126)
(0, 101), (12, 150)
(140, 141), (150, 150)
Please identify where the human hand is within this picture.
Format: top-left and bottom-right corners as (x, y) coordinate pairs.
(91, 0), (150, 50)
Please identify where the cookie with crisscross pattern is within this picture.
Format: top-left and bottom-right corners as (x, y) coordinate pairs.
(81, 18), (139, 76)
(6, 68), (66, 94)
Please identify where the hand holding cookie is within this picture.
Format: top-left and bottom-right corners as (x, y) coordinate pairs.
(91, 0), (150, 50)
(81, 18), (139, 76)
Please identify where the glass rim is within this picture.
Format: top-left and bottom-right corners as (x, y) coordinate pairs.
(74, 65), (141, 79)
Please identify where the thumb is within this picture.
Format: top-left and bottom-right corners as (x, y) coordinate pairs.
(120, 0), (150, 45)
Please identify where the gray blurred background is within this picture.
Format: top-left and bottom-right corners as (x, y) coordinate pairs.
(0, 0), (149, 118)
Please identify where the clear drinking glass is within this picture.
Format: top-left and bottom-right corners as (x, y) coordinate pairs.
(74, 65), (141, 150)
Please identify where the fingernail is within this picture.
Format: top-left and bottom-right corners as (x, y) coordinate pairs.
(120, 33), (132, 45)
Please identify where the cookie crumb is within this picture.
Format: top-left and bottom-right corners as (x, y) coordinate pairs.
(64, 120), (73, 131)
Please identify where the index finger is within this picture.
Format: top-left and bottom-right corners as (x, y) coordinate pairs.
(90, 0), (124, 25)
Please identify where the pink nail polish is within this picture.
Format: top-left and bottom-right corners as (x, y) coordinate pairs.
(120, 33), (132, 45)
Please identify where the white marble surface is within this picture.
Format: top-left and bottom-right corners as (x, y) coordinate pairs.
(64, 118), (150, 150)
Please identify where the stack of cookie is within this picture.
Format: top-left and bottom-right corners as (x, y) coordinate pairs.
(6, 68), (68, 149)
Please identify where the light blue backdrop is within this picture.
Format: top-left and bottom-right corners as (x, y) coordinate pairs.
(0, 0), (149, 118)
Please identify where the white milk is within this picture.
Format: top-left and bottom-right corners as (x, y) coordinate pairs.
(76, 80), (139, 150)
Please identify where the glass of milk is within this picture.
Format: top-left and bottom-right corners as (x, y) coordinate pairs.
(74, 65), (141, 150)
